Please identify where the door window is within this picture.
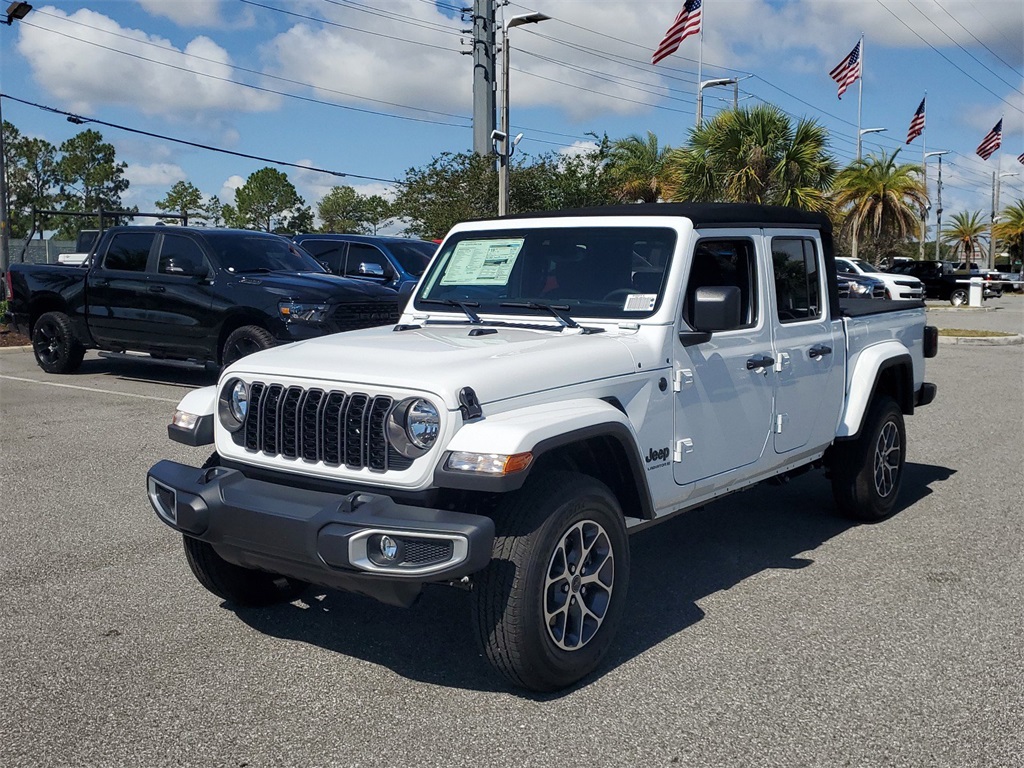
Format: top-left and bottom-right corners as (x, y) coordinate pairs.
(158, 235), (208, 275)
(102, 232), (155, 272)
(682, 238), (758, 328)
(347, 243), (392, 278)
(300, 239), (347, 275)
(771, 238), (822, 323)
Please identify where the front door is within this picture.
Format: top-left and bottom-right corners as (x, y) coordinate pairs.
(145, 233), (216, 358)
(673, 233), (775, 487)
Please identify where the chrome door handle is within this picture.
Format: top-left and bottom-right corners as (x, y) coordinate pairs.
(148, 285), (166, 293)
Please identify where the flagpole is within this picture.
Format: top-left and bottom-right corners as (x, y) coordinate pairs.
(988, 140), (1002, 269)
(920, 91), (927, 260)
(853, 34), (864, 260)
(696, 2), (704, 128)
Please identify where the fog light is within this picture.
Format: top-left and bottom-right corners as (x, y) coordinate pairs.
(379, 535), (399, 561)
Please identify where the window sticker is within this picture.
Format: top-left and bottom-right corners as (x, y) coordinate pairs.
(624, 293), (657, 312)
(440, 239), (524, 285)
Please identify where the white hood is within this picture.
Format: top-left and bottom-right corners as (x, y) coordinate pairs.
(227, 323), (640, 409)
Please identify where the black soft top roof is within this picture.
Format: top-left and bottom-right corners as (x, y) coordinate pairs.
(504, 202), (832, 233)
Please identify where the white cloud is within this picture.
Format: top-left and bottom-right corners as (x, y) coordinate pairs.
(17, 6), (279, 117)
(124, 162), (186, 187)
(136, 0), (255, 29)
(219, 175), (245, 203)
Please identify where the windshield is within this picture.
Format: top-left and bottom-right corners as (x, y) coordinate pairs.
(848, 259), (876, 272)
(207, 235), (325, 274)
(389, 240), (436, 277)
(415, 226), (676, 320)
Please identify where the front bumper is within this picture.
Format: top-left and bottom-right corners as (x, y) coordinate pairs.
(147, 459), (495, 606)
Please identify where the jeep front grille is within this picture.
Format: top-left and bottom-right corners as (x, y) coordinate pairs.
(239, 382), (412, 471)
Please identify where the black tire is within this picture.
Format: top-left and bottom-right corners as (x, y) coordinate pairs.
(221, 325), (275, 367)
(830, 396), (906, 522)
(31, 311), (86, 374)
(471, 471), (630, 691)
(182, 535), (308, 607)
(949, 288), (968, 306)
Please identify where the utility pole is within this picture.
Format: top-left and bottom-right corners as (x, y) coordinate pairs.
(471, 0), (496, 157)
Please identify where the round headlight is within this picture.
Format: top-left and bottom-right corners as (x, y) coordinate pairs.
(387, 398), (441, 458)
(406, 399), (440, 449)
(218, 378), (249, 432)
(229, 380), (249, 422)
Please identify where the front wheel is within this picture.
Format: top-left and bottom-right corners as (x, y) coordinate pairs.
(830, 396), (906, 522)
(31, 311), (85, 374)
(221, 325), (275, 367)
(472, 471), (629, 691)
(949, 288), (968, 306)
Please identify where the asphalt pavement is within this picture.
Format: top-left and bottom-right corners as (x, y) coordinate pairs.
(1, 331), (1022, 768)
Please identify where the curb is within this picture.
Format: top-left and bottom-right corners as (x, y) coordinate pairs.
(937, 334), (1023, 346)
(0, 345), (32, 354)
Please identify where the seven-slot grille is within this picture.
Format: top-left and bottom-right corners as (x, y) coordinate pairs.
(239, 382), (412, 471)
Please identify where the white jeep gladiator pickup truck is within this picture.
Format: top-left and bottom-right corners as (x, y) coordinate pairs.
(147, 203), (938, 691)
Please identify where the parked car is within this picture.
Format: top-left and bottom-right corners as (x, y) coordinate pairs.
(291, 233), (436, 292)
(148, 202), (938, 692)
(835, 256), (924, 300)
(837, 270), (886, 299)
(4, 226), (402, 374)
(888, 260), (1001, 305)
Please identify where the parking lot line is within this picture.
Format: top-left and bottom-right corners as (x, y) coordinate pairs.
(0, 374), (179, 403)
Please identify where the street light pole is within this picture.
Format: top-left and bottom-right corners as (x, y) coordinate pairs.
(497, 11), (549, 217)
(696, 78), (738, 127)
(856, 127), (886, 162)
(990, 170), (1019, 269)
(923, 151), (949, 262)
(935, 154), (947, 261)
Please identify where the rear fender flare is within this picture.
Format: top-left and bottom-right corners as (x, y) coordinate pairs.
(837, 343), (913, 439)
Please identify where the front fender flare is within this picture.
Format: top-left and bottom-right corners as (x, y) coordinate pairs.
(168, 385), (217, 446)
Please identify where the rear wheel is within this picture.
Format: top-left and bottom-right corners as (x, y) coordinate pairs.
(949, 288), (968, 306)
(830, 396), (906, 522)
(221, 325), (275, 367)
(182, 536), (308, 607)
(472, 471), (629, 691)
(31, 311), (85, 374)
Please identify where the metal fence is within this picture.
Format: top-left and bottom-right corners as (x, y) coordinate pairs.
(12, 238), (77, 265)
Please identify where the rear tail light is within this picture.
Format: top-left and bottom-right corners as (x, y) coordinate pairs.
(923, 325), (938, 358)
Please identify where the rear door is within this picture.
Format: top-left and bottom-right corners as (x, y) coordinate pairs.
(673, 231), (775, 487)
(86, 231), (157, 349)
(767, 232), (843, 454)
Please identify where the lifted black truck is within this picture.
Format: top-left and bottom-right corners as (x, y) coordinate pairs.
(4, 226), (401, 373)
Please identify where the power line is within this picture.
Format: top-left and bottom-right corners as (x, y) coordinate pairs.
(931, 0), (1023, 77)
(1, 93), (403, 184)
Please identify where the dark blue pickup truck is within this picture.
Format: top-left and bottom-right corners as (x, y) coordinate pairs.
(4, 226), (401, 374)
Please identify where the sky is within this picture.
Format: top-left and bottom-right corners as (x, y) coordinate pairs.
(0, 0), (1022, 239)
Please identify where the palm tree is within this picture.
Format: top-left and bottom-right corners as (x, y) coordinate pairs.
(992, 199), (1024, 268)
(832, 150), (927, 264)
(605, 131), (672, 203)
(943, 211), (989, 265)
(663, 104), (836, 211)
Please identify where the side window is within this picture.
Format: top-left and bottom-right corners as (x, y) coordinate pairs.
(300, 240), (346, 275)
(772, 238), (822, 323)
(158, 235), (208, 275)
(347, 243), (392, 278)
(102, 232), (155, 272)
(683, 238), (758, 328)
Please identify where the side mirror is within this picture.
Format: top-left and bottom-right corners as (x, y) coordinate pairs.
(691, 286), (742, 332)
(357, 262), (386, 277)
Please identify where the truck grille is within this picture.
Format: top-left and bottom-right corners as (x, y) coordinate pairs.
(239, 382), (412, 471)
(332, 301), (401, 333)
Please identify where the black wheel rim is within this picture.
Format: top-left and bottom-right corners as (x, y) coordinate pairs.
(34, 320), (62, 365)
(544, 519), (615, 651)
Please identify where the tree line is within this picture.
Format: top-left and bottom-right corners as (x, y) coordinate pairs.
(3, 108), (1021, 266)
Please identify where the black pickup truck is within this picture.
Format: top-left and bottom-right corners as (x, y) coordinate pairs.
(4, 226), (401, 374)
(888, 259), (1002, 305)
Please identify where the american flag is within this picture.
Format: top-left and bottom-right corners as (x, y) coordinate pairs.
(1017, 152), (1024, 165)
(906, 98), (925, 144)
(976, 119), (1002, 161)
(652, 0), (702, 66)
(829, 41), (862, 99)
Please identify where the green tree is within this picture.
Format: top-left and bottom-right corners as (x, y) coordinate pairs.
(993, 199), (1024, 267)
(2, 120), (59, 237)
(606, 131), (671, 203)
(54, 129), (130, 237)
(393, 152), (497, 239)
(155, 180), (204, 225)
(362, 195), (394, 234)
(943, 211), (989, 265)
(232, 167), (305, 233)
(318, 185), (370, 233)
(201, 195), (224, 227)
(832, 150), (927, 264)
(665, 105), (836, 211)
(510, 138), (613, 212)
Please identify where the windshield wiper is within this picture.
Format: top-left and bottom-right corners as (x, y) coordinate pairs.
(500, 301), (580, 329)
(419, 298), (482, 324)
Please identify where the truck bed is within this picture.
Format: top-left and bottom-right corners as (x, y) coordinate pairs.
(839, 298), (925, 317)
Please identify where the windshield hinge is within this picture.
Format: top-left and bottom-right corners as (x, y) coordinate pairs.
(673, 368), (694, 392)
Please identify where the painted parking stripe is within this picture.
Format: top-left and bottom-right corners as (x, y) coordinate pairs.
(0, 375), (178, 403)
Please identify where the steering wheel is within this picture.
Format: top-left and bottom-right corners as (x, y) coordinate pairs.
(602, 288), (638, 303)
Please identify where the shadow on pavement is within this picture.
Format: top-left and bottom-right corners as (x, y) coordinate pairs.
(230, 462), (956, 698)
